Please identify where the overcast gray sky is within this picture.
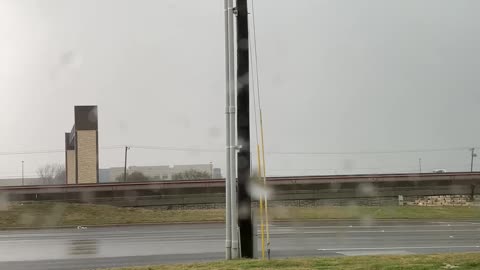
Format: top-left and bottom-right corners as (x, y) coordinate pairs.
(1, 0), (479, 178)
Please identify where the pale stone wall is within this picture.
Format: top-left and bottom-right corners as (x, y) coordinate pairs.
(66, 150), (76, 184)
(404, 195), (472, 206)
(76, 130), (97, 184)
(150, 195), (475, 210)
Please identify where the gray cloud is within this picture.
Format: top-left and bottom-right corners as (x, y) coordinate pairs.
(0, 0), (479, 178)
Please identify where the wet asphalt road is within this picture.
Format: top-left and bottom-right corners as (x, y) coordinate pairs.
(0, 220), (479, 270)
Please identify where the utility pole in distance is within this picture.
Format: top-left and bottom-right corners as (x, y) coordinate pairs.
(470, 148), (477, 201)
(124, 146), (130, 182)
(418, 158), (422, 173)
(224, 0), (233, 259)
(236, 0), (254, 258)
(471, 148), (477, 172)
(21, 161), (24, 186)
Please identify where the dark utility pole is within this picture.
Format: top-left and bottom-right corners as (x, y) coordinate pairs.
(471, 148), (477, 201)
(21, 161), (24, 186)
(124, 146), (130, 182)
(236, 0), (253, 258)
(471, 148), (477, 172)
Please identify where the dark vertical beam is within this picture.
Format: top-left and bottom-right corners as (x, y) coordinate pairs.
(65, 133), (69, 185)
(236, 0), (253, 258)
(471, 148), (476, 172)
(96, 129), (99, 183)
(96, 108), (99, 183)
(124, 146), (129, 182)
(75, 130), (78, 184)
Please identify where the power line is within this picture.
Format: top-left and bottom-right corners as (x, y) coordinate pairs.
(264, 147), (472, 156)
(250, 0), (263, 110)
(0, 175), (38, 179)
(0, 146), (124, 156)
(0, 146), (474, 157)
(249, 22), (260, 146)
(0, 145), (224, 157)
(0, 149), (64, 156)
(101, 145), (126, 150)
(131, 145), (224, 153)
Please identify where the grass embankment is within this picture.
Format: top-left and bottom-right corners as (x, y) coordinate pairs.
(271, 206), (480, 220)
(104, 253), (480, 270)
(0, 203), (224, 228)
(0, 203), (479, 229)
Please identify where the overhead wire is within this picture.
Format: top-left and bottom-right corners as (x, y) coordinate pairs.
(0, 146), (474, 157)
(250, 0), (270, 259)
(265, 147), (472, 156)
(0, 145), (225, 156)
(249, 29), (260, 146)
(248, 1), (265, 259)
(0, 149), (64, 156)
(130, 145), (224, 153)
(0, 145), (128, 156)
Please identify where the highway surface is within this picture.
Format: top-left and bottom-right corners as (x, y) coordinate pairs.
(0, 220), (479, 270)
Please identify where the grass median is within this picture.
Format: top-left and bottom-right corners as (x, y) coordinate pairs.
(0, 202), (479, 229)
(103, 253), (480, 270)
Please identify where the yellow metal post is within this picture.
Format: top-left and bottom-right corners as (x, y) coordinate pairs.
(259, 110), (271, 258)
(256, 144), (265, 259)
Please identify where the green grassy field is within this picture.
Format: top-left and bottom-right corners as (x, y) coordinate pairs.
(103, 253), (480, 270)
(271, 205), (480, 220)
(0, 202), (479, 229)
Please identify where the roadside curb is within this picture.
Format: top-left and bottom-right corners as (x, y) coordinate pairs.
(0, 221), (224, 231)
(1, 218), (478, 231)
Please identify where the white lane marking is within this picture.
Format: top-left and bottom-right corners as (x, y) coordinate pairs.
(7, 228), (473, 240)
(268, 229), (480, 234)
(0, 232), (222, 239)
(0, 228), (476, 242)
(338, 250), (412, 256)
(271, 224), (480, 229)
(432, 222), (480, 225)
(0, 237), (223, 244)
(0, 224), (477, 238)
(317, 246), (480, 251)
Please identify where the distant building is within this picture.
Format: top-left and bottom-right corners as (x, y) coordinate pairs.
(0, 178), (49, 186)
(65, 106), (99, 184)
(212, 168), (222, 178)
(100, 164), (221, 182)
(99, 169), (111, 183)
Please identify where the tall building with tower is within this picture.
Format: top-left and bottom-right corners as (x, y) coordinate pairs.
(65, 106), (99, 184)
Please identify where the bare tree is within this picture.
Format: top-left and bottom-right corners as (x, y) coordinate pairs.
(37, 164), (66, 185)
(115, 171), (150, 182)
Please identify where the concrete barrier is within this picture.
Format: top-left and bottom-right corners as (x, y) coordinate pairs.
(2, 173), (479, 209)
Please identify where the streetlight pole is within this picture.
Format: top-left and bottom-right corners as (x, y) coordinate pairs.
(471, 148), (477, 172)
(21, 161), (24, 186)
(124, 146), (130, 182)
(418, 158), (422, 174)
(224, 0), (235, 259)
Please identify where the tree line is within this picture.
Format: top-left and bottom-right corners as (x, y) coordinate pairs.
(36, 164), (211, 184)
(115, 169), (211, 182)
